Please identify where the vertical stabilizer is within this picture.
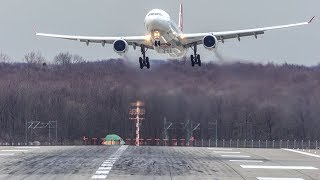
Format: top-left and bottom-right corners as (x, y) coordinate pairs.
(178, 1), (183, 32)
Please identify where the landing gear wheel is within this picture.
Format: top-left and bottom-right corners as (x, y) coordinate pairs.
(154, 41), (161, 47)
(139, 57), (144, 69)
(197, 54), (201, 66)
(146, 57), (150, 69)
(139, 45), (150, 69)
(190, 43), (202, 67)
(191, 55), (195, 67)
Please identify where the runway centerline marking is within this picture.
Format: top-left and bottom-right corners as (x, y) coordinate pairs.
(1, 150), (28, 152)
(92, 175), (107, 179)
(91, 145), (128, 179)
(282, 148), (320, 158)
(221, 155), (250, 158)
(95, 171), (110, 175)
(257, 178), (304, 180)
(241, 165), (318, 170)
(230, 160), (263, 163)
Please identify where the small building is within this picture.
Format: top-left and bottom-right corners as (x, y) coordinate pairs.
(102, 134), (125, 145)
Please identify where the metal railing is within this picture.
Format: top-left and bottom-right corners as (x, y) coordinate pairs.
(193, 139), (319, 149)
(0, 139), (318, 149)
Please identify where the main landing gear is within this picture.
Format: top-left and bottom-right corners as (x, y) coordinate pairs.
(139, 45), (150, 69)
(190, 43), (201, 67)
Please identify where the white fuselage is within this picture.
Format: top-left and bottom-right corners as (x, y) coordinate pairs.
(144, 9), (187, 58)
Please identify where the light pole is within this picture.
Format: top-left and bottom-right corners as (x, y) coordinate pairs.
(129, 101), (145, 146)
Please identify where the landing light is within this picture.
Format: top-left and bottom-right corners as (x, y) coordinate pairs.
(145, 34), (152, 41)
(154, 31), (160, 39)
(180, 34), (185, 39)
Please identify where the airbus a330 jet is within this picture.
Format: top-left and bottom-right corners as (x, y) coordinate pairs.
(36, 3), (314, 69)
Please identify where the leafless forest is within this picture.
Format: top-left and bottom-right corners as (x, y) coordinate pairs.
(0, 52), (319, 143)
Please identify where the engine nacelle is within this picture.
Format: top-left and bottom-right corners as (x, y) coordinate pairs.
(113, 39), (128, 54)
(202, 35), (218, 50)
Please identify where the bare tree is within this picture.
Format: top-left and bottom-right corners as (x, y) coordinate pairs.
(72, 54), (85, 63)
(0, 52), (11, 63)
(54, 52), (72, 65)
(0, 58), (320, 143)
(24, 51), (46, 64)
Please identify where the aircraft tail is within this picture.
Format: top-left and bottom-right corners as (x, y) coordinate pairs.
(178, 1), (183, 32)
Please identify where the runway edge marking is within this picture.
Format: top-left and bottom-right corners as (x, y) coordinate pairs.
(282, 148), (320, 158)
(91, 145), (128, 179)
(240, 165), (318, 170)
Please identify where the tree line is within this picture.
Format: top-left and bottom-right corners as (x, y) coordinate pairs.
(0, 52), (319, 143)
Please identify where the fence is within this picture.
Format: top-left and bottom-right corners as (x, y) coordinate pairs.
(192, 139), (319, 149)
(125, 139), (319, 149)
(0, 139), (319, 149)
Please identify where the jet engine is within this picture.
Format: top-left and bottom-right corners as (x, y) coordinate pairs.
(113, 39), (129, 54)
(202, 35), (218, 50)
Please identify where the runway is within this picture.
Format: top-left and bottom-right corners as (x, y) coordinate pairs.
(0, 146), (319, 180)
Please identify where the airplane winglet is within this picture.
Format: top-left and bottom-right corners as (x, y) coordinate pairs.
(308, 16), (315, 24)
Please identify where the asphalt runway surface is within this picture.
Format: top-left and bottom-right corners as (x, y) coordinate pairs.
(0, 145), (319, 180)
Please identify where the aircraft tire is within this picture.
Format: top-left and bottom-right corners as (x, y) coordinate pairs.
(197, 54), (201, 66)
(191, 55), (195, 67)
(139, 57), (144, 69)
(146, 57), (150, 69)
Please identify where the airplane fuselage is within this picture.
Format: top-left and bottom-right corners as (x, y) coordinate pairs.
(144, 9), (187, 58)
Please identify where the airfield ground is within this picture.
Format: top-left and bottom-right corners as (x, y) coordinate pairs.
(0, 145), (319, 180)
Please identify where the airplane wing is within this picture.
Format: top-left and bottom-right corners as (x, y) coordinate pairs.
(36, 33), (154, 49)
(181, 16), (315, 47)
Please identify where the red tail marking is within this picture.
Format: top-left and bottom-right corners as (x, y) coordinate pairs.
(179, 1), (183, 32)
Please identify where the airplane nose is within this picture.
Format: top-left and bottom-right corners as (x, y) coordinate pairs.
(145, 16), (168, 31)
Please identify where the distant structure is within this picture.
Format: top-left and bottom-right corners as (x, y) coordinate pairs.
(25, 121), (58, 144)
(129, 101), (145, 146)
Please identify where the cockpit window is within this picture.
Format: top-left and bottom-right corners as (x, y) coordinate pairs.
(148, 13), (163, 16)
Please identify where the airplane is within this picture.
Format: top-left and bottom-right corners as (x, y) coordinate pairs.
(36, 2), (315, 69)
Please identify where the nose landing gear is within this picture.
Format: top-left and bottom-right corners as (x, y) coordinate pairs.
(190, 43), (201, 67)
(154, 41), (161, 47)
(139, 45), (150, 69)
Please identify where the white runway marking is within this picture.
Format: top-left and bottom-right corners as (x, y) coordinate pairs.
(214, 151), (240, 154)
(1, 150), (28, 152)
(208, 148), (233, 151)
(101, 164), (113, 167)
(241, 165), (318, 170)
(257, 178), (304, 180)
(221, 155), (250, 158)
(0, 153), (15, 156)
(103, 161), (114, 164)
(230, 160), (263, 163)
(91, 175), (107, 179)
(15, 146), (40, 149)
(91, 145), (128, 179)
(282, 148), (320, 158)
(95, 170), (110, 175)
(99, 167), (112, 170)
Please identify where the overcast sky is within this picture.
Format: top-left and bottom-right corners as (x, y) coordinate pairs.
(0, 0), (318, 65)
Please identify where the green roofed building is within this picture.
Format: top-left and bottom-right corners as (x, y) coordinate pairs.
(102, 134), (125, 145)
